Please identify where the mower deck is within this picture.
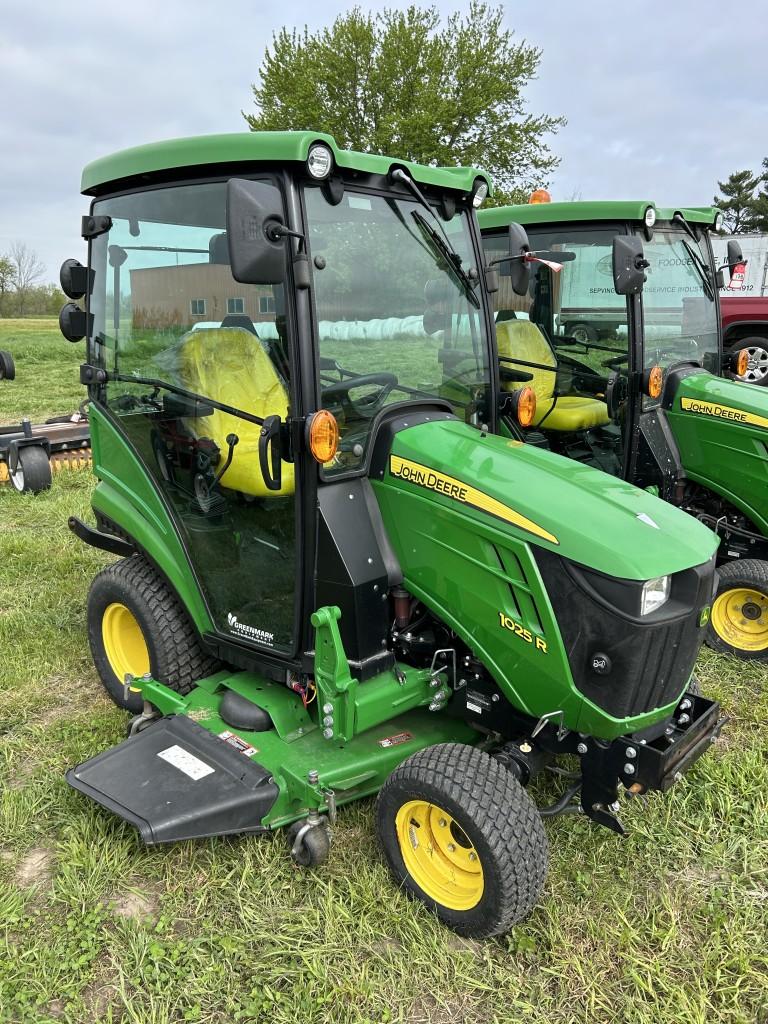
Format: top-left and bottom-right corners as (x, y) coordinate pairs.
(67, 669), (480, 841)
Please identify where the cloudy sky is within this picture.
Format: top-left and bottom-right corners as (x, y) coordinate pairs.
(1, 0), (766, 280)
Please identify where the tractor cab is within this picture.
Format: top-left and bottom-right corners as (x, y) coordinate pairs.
(479, 200), (738, 483)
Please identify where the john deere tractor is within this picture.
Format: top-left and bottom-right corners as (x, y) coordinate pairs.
(480, 198), (768, 662)
(60, 134), (723, 937)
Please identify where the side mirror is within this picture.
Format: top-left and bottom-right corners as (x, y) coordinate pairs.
(226, 179), (288, 284)
(727, 239), (744, 276)
(59, 302), (91, 342)
(612, 235), (649, 295)
(508, 222), (531, 297)
(59, 258), (92, 300)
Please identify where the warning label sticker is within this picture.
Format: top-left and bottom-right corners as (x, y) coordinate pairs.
(157, 745), (215, 780)
(378, 731), (413, 748)
(218, 731), (259, 758)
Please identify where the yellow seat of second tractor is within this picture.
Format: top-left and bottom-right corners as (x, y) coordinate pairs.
(496, 320), (610, 432)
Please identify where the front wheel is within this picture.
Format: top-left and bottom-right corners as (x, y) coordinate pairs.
(708, 559), (768, 660)
(376, 743), (548, 937)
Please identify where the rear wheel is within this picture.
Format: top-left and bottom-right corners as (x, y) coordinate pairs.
(708, 559), (768, 661)
(87, 554), (221, 710)
(0, 351), (15, 381)
(9, 446), (52, 494)
(376, 743), (548, 937)
(729, 337), (768, 385)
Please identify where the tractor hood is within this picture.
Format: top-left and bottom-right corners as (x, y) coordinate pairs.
(667, 370), (768, 536)
(378, 418), (718, 580)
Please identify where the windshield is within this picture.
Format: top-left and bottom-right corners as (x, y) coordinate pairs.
(304, 185), (490, 475)
(640, 226), (719, 380)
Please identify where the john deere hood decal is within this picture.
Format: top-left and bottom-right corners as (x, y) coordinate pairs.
(680, 396), (768, 430)
(389, 454), (559, 545)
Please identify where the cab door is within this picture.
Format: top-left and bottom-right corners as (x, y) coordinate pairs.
(89, 179), (301, 656)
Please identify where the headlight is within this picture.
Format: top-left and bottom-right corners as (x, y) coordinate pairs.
(307, 144), (333, 180)
(714, 212), (724, 232)
(472, 180), (489, 208)
(644, 206), (656, 229)
(641, 575), (670, 616)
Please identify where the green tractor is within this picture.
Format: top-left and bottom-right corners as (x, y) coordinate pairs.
(479, 199), (768, 662)
(60, 134), (723, 937)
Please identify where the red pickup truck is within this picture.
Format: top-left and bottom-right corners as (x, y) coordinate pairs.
(721, 296), (768, 386)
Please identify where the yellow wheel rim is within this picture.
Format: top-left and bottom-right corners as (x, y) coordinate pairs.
(711, 587), (768, 652)
(395, 800), (484, 911)
(102, 603), (150, 681)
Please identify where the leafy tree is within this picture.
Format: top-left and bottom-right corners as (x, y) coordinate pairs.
(714, 169), (759, 233)
(0, 255), (14, 317)
(9, 241), (44, 316)
(244, 3), (564, 203)
(744, 157), (768, 233)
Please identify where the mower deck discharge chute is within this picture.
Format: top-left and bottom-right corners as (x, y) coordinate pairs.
(480, 199), (768, 662)
(63, 133), (723, 937)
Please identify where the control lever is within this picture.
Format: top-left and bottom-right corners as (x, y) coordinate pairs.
(213, 433), (239, 485)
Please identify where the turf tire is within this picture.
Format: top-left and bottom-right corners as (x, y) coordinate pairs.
(376, 742), (548, 937)
(707, 558), (768, 661)
(0, 350), (15, 381)
(87, 554), (221, 711)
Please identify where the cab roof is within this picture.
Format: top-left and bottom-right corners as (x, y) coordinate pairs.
(81, 131), (492, 198)
(478, 200), (719, 230)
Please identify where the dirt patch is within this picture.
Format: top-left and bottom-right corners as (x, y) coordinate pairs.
(406, 993), (490, 1024)
(82, 979), (115, 1019)
(109, 889), (158, 922)
(16, 846), (55, 887)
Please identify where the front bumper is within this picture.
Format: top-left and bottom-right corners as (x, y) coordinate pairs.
(614, 690), (724, 793)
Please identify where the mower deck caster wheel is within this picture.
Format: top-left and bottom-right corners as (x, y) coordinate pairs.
(287, 818), (331, 868)
(126, 710), (160, 737)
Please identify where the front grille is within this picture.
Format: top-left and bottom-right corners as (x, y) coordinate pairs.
(534, 548), (712, 719)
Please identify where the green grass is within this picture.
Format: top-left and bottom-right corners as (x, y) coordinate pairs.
(0, 320), (84, 424)
(1, 321), (767, 1023)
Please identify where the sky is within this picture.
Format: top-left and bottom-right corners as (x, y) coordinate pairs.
(1, 0), (766, 281)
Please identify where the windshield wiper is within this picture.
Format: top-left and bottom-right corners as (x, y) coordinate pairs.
(389, 167), (479, 306)
(680, 237), (715, 302)
(412, 211), (480, 307)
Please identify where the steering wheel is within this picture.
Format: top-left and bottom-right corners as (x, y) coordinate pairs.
(322, 371), (399, 419)
(600, 354), (629, 371)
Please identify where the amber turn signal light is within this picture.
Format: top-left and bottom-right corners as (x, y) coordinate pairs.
(734, 349), (749, 378)
(642, 365), (663, 399)
(514, 386), (537, 427)
(307, 409), (340, 464)
(529, 188), (551, 204)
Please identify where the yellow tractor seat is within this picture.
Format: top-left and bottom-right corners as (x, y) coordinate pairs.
(496, 320), (609, 432)
(178, 327), (294, 497)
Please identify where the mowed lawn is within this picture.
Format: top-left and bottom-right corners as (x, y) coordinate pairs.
(0, 319), (767, 1024)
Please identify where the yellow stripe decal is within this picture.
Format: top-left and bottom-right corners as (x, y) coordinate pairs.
(680, 396), (768, 430)
(389, 455), (558, 545)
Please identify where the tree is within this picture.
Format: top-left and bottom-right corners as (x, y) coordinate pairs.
(244, 3), (565, 203)
(713, 169), (759, 233)
(0, 255), (13, 317)
(744, 157), (768, 233)
(8, 241), (44, 316)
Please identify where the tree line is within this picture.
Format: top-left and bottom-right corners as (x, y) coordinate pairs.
(714, 161), (768, 234)
(0, 241), (65, 318)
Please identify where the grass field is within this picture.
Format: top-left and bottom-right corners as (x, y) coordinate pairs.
(0, 319), (766, 1024)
